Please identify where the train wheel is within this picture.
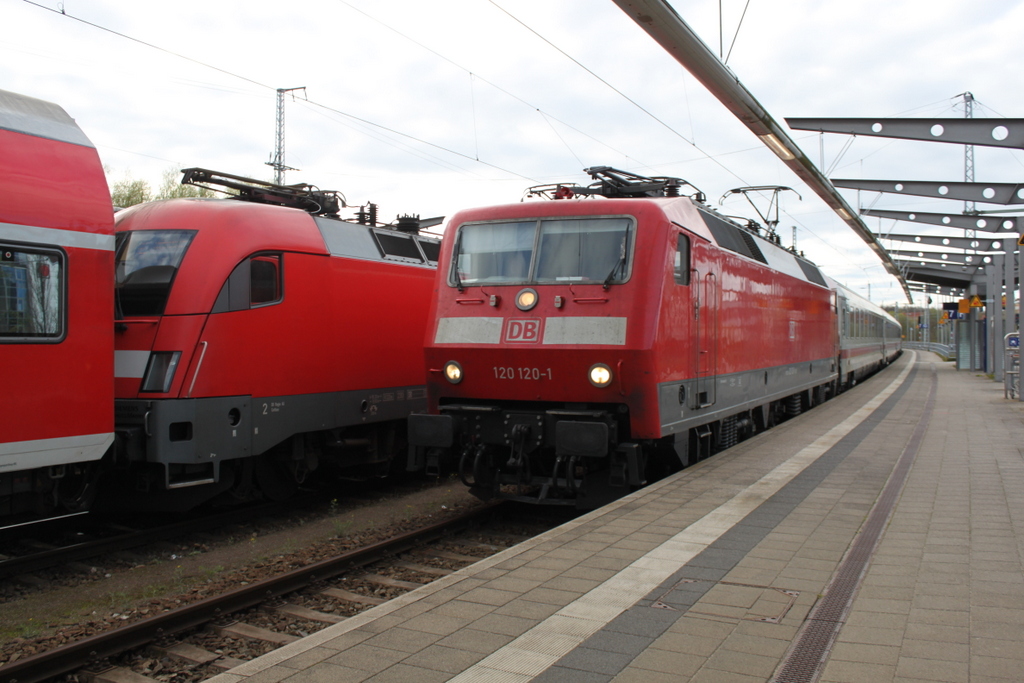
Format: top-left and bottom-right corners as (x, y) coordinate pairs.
(58, 463), (100, 513)
(254, 441), (300, 502)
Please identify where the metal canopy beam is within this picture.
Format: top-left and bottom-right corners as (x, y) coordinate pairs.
(610, 0), (912, 301)
(889, 250), (994, 266)
(896, 260), (982, 280)
(862, 208), (1019, 233)
(908, 283), (955, 294)
(833, 179), (1024, 205)
(883, 233), (1015, 251)
(785, 118), (1024, 149)
(901, 271), (978, 290)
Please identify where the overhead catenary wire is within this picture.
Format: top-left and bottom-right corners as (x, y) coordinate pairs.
(22, 0), (539, 183)
(330, 0), (648, 171)
(28, 0), (761, 192)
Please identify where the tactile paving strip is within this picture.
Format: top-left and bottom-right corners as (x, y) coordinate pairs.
(771, 364), (937, 683)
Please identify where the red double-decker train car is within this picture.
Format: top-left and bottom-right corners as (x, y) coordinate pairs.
(110, 170), (441, 509)
(1, 89), (115, 521)
(408, 167), (900, 508)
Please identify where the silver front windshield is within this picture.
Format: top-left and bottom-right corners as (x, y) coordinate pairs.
(455, 221), (535, 285)
(115, 230), (195, 316)
(453, 217), (633, 286)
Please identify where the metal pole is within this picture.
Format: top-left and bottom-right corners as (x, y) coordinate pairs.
(970, 284), (979, 371)
(1005, 247), (1014, 342)
(994, 254), (1004, 381)
(987, 265), (996, 374)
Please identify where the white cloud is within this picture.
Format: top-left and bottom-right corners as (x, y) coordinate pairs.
(4, 0), (1022, 306)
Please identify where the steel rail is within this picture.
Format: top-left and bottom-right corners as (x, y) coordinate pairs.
(0, 501), (503, 683)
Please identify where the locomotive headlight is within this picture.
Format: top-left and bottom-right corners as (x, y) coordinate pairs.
(140, 351), (182, 393)
(516, 288), (539, 311)
(588, 363), (612, 387)
(444, 361), (463, 384)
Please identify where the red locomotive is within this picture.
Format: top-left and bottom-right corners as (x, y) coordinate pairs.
(408, 167), (901, 508)
(110, 169), (441, 509)
(0, 89), (115, 521)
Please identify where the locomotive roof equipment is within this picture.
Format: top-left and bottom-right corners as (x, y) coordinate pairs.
(525, 166), (705, 202)
(181, 167), (346, 218)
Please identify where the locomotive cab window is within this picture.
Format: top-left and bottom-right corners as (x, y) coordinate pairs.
(454, 221), (534, 284)
(674, 233), (691, 285)
(250, 254), (282, 306)
(212, 252), (284, 313)
(1, 244), (65, 342)
(452, 217), (634, 286)
(534, 218), (631, 284)
(115, 230), (195, 317)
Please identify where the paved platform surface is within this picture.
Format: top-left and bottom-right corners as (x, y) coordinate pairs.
(207, 351), (1024, 683)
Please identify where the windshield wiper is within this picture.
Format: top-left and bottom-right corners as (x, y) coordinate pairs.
(602, 238), (627, 290)
(452, 229), (465, 292)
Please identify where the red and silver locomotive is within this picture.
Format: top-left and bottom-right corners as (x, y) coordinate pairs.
(1, 89), (115, 521)
(111, 170), (441, 509)
(408, 167), (900, 508)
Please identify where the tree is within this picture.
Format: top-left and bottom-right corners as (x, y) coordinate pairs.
(154, 168), (218, 200)
(109, 167), (220, 208)
(111, 175), (151, 208)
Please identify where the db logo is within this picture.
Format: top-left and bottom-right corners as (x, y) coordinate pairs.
(504, 318), (543, 344)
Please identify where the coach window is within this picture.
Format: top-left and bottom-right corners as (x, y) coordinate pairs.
(250, 254), (282, 306)
(674, 233), (691, 285)
(1, 244), (64, 342)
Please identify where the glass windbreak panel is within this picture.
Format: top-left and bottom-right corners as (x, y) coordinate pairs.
(454, 221), (536, 285)
(116, 230), (195, 316)
(534, 217), (632, 284)
(0, 245), (64, 340)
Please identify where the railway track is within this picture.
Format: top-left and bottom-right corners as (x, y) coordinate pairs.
(0, 503), (289, 583)
(0, 479), (441, 591)
(0, 501), (566, 683)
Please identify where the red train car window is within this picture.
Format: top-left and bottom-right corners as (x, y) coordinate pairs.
(674, 234), (691, 285)
(250, 254), (281, 305)
(0, 243), (64, 341)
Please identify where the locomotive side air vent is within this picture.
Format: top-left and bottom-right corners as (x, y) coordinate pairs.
(737, 230), (767, 264)
(699, 210), (768, 265)
(373, 231), (424, 263)
(796, 258), (828, 287)
(417, 238), (441, 264)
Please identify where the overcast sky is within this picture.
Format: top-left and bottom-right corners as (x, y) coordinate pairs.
(5, 0), (1023, 306)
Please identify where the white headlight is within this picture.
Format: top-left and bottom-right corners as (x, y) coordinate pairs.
(516, 288), (538, 311)
(588, 363), (612, 387)
(444, 361), (463, 384)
